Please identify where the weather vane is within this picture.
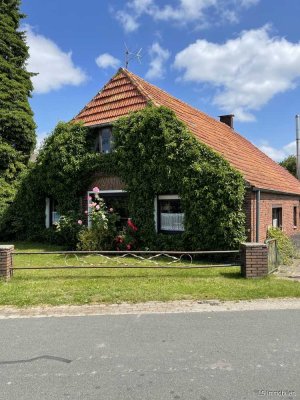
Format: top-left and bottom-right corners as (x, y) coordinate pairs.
(124, 44), (142, 69)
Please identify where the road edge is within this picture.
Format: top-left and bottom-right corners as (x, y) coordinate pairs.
(0, 298), (300, 319)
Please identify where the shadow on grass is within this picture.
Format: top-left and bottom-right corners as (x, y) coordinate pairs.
(11, 267), (241, 281)
(220, 271), (243, 279)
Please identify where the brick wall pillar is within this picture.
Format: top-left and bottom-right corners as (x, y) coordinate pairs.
(0, 245), (14, 281)
(240, 243), (268, 278)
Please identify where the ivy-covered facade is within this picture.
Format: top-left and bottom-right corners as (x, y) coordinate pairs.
(3, 68), (300, 248)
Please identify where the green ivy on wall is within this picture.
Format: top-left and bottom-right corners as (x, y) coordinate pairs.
(113, 106), (246, 250)
(1, 106), (246, 249)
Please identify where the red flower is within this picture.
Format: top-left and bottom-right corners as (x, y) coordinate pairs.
(127, 218), (138, 232)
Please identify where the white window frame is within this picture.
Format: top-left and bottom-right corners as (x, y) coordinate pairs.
(87, 190), (126, 228)
(45, 198), (50, 228)
(156, 194), (184, 233)
(95, 127), (112, 154)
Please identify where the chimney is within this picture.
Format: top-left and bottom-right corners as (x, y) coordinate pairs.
(219, 114), (234, 129)
(296, 115), (300, 179)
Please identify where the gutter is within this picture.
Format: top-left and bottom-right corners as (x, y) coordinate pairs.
(251, 187), (300, 197)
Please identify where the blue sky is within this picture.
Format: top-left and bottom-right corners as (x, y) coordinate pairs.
(21, 0), (300, 161)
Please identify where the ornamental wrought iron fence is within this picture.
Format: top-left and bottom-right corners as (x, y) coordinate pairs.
(11, 250), (241, 273)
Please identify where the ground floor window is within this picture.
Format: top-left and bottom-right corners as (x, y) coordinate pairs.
(45, 198), (61, 228)
(88, 190), (128, 228)
(294, 206), (297, 227)
(156, 195), (184, 233)
(272, 206), (282, 228)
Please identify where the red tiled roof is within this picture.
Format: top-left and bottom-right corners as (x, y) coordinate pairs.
(74, 68), (300, 195)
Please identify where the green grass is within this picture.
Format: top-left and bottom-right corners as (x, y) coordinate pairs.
(0, 242), (299, 307)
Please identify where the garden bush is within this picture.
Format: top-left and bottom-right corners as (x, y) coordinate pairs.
(267, 227), (296, 265)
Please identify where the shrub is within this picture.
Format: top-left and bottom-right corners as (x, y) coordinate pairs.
(115, 219), (139, 251)
(54, 212), (84, 249)
(267, 227), (296, 265)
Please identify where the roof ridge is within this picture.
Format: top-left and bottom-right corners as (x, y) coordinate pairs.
(121, 68), (221, 126)
(120, 68), (155, 105)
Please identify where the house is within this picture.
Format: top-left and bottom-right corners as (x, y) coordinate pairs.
(67, 67), (300, 242)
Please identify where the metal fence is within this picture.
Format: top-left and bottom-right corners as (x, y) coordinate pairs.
(12, 250), (241, 272)
(265, 239), (280, 274)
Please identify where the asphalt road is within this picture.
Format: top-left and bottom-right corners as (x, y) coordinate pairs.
(0, 310), (299, 400)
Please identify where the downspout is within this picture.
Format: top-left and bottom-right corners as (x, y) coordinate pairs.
(255, 189), (261, 242)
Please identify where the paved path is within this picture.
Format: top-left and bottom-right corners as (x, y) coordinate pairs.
(0, 309), (299, 400)
(275, 260), (300, 281)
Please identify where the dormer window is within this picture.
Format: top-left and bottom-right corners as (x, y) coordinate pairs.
(95, 126), (112, 153)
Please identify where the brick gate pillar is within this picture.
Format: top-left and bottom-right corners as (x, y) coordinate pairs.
(240, 243), (268, 278)
(0, 245), (14, 281)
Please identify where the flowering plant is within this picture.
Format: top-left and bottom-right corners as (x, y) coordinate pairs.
(114, 218), (139, 251)
(77, 187), (120, 250)
(53, 212), (85, 248)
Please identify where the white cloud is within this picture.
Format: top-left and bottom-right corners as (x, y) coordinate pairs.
(115, 0), (260, 32)
(174, 26), (300, 121)
(240, 0), (260, 7)
(96, 53), (120, 69)
(116, 10), (140, 32)
(259, 140), (295, 162)
(24, 25), (87, 94)
(146, 43), (170, 80)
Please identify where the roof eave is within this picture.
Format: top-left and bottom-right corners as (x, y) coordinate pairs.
(251, 186), (300, 197)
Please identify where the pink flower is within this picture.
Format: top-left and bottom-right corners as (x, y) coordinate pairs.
(92, 186), (100, 193)
(78, 220), (83, 225)
(109, 208), (114, 212)
(127, 244), (131, 250)
(90, 202), (97, 208)
(95, 204), (100, 210)
(84, 210), (88, 214)
(88, 196), (92, 201)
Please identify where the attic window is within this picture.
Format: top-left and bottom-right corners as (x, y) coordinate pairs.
(95, 127), (112, 153)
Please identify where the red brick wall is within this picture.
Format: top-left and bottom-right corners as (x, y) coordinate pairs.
(244, 189), (300, 242)
(87, 173), (125, 191)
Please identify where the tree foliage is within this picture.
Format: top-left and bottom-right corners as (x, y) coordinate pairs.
(0, 0), (36, 220)
(0, 122), (94, 239)
(279, 155), (296, 177)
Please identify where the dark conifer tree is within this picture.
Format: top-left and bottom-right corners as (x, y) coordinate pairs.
(0, 0), (36, 161)
(0, 0), (36, 215)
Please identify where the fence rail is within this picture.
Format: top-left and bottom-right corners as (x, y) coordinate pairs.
(1, 243), (275, 280)
(10, 249), (241, 272)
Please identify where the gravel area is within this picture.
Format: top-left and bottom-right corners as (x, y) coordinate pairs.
(0, 298), (300, 319)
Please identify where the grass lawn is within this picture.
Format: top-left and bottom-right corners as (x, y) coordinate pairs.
(0, 242), (299, 307)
